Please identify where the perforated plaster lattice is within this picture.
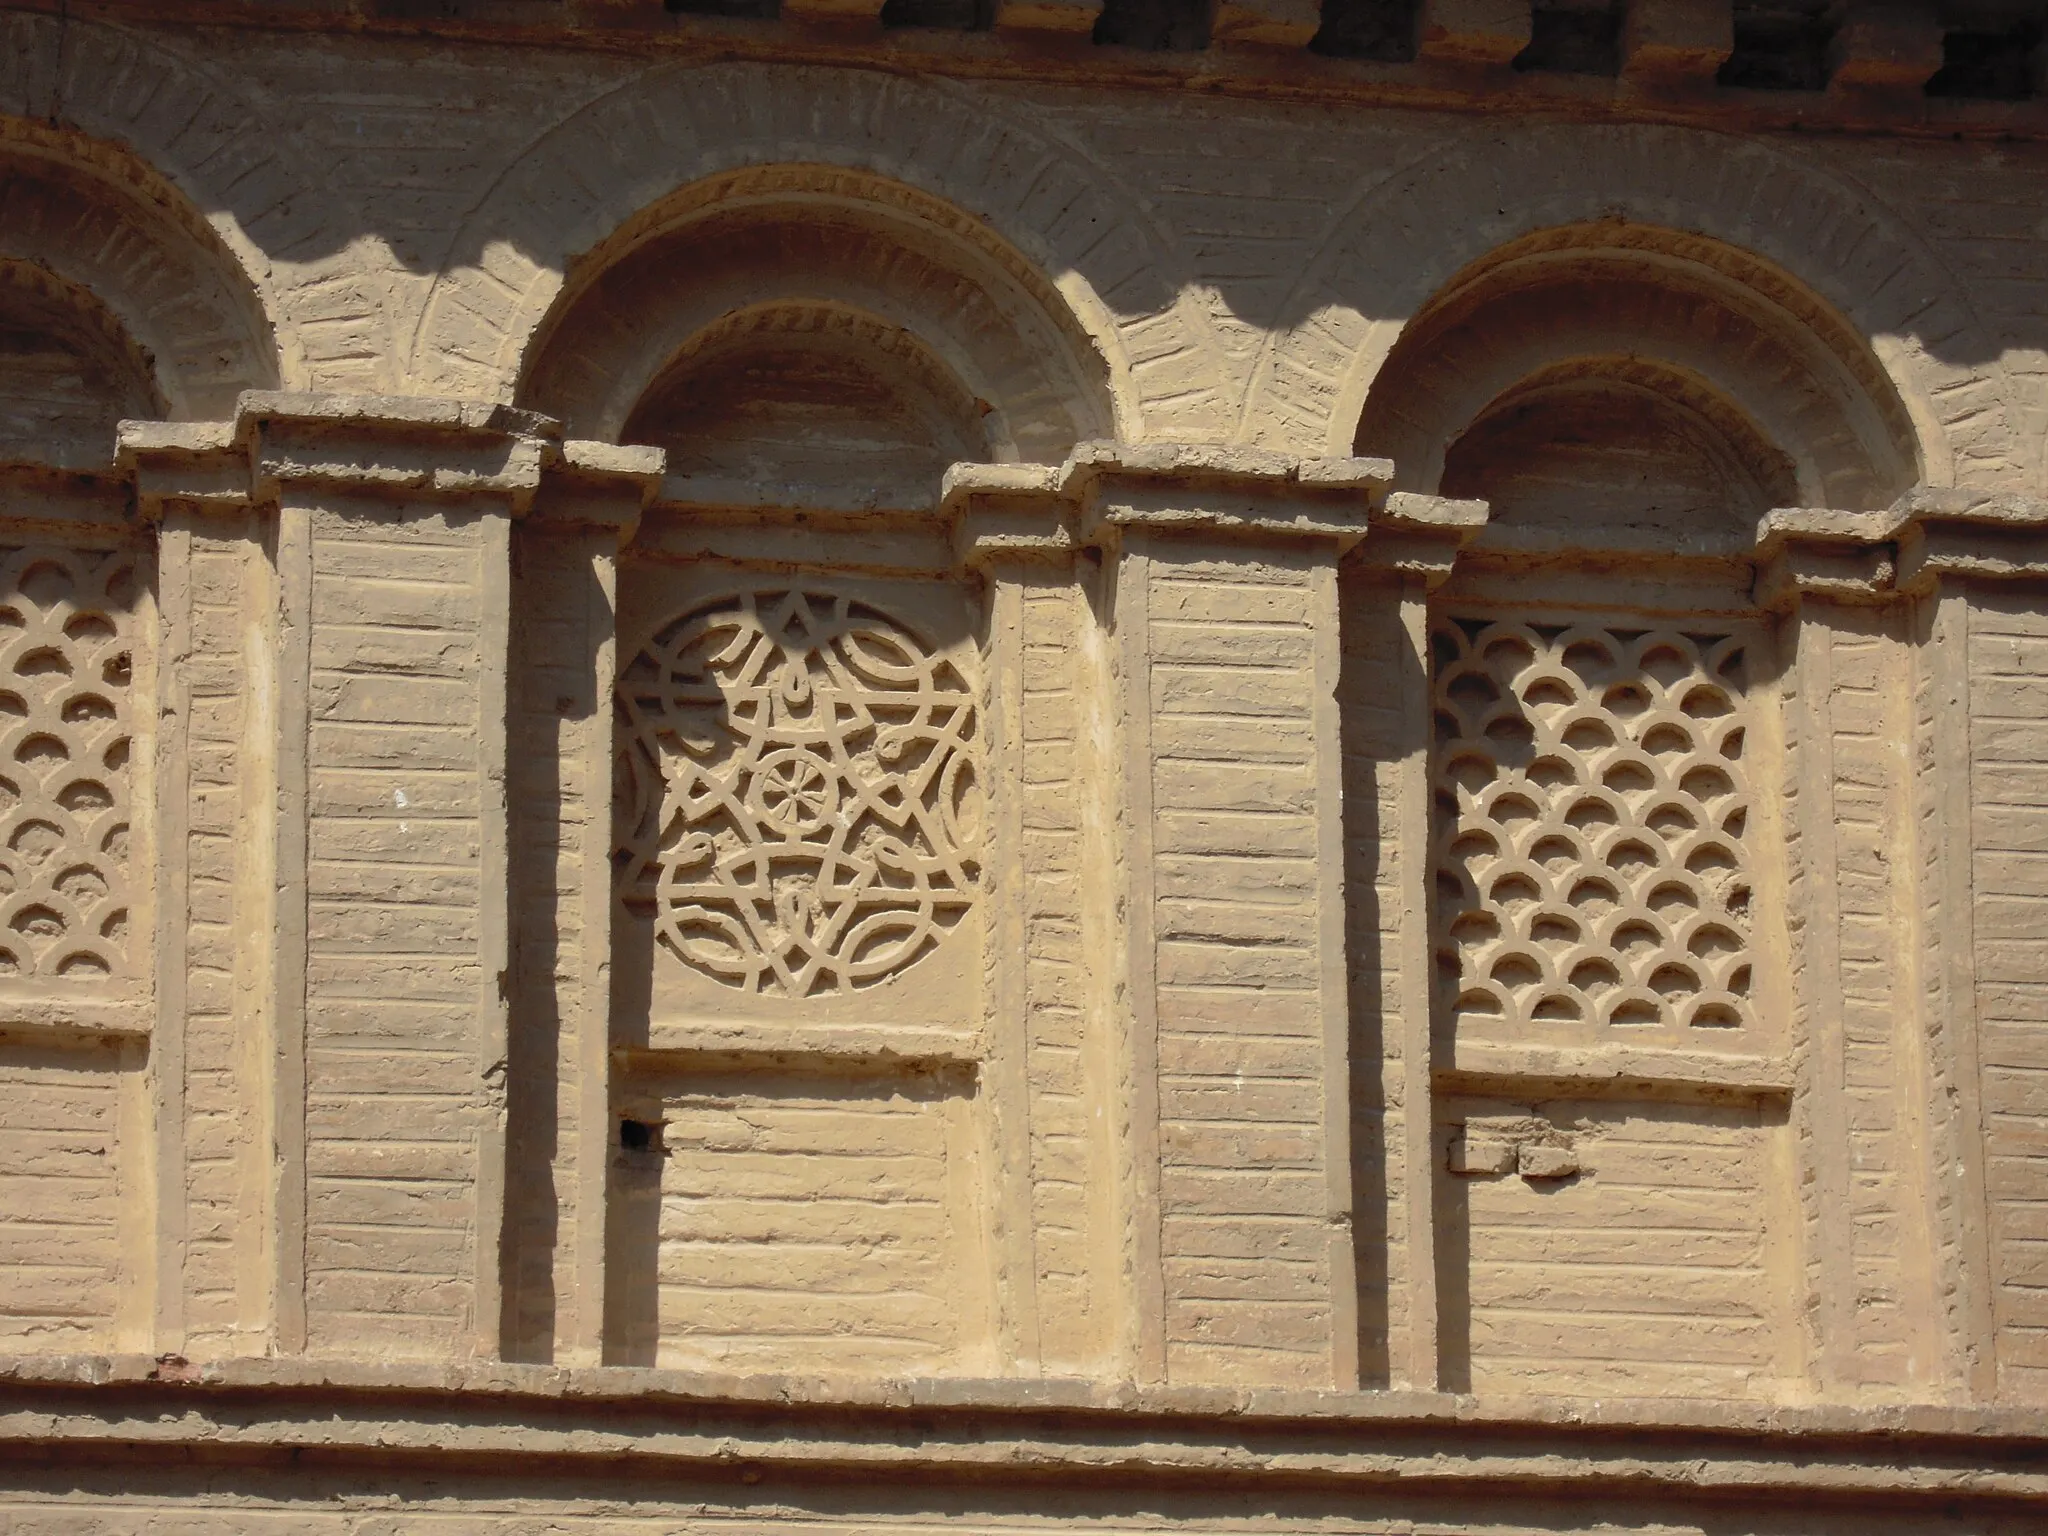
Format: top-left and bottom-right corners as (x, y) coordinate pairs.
(0, 547), (137, 981)
(617, 589), (979, 997)
(1432, 616), (1756, 1038)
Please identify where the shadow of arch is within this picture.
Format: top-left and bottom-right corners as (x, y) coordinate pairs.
(413, 62), (1221, 441)
(519, 164), (1115, 496)
(1249, 121), (2015, 489)
(1356, 225), (1921, 544)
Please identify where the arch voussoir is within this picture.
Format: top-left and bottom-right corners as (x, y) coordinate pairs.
(1248, 122), (2015, 490)
(414, 64), (1216, 441)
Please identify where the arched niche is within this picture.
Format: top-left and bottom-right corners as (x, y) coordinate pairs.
(0, 262), (161, 469)
(519, 165), (1114, 506)
(1355, 224), (1921, 549)
(622, 306), (993, 510)
(0, 133), (279, 466)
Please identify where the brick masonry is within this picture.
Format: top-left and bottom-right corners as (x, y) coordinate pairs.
(0, 6), (2040, 1531)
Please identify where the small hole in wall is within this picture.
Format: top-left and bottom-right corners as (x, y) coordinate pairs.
(620, 1119), (658, 1152)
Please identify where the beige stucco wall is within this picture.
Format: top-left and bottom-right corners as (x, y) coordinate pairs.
(0, 7), (2046, 1530)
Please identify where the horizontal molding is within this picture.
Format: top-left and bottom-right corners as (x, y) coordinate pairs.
(0, 1353), (2043, 1507)
(1437, 1039), (1793, 1095)
(0, 987), (150, 1040)
(623, 1019), (985, 1067)
(28, 3), (2048, 143)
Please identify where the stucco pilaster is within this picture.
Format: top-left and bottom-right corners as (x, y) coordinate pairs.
(124, 397), (559, 1363)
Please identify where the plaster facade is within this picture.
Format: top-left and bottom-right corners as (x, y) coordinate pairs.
(1, 2), (2047, 1529)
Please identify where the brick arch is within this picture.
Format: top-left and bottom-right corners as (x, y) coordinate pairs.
(517, 165), (1115, 466)
(0, 15), (291, 405)
(412, 63), (1221, 441)
(1357, 228), (1921, 512)
(1244, 122), (2018, 491)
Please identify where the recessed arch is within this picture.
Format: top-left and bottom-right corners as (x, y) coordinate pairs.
(417, 62), (1225, 441)
(1356, 223), (1921, 546)
(0, 126), (279, 458)
(1248, 121), (2016, 489)
(0, 261), (162, 470)
(519, 164), (1116, 503)
(1, 18), (298, 399)
(622, 306), (993, 510)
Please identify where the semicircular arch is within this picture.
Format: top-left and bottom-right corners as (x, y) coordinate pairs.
(413, 62), (1220, 442)
(518, 164), (1115, 467)
(0, 136), (279, 424)
(1356, 225), (1921, 517)
(1248, 121), (2017, 490)
(1, 16), (294, 400)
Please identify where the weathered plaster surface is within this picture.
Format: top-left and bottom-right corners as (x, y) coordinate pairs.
(0, 7), (2044, 1528)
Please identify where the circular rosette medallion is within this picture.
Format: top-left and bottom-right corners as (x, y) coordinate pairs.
(616, 589), (980, 997)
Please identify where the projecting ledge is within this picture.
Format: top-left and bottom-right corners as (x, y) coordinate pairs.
(113, 397), (667, 522)
(1, 1353), (2046, 1506)
(0, 988), (150, 1041)
(940, 442), (1474, 564)
(1753, 491), (2048, 606)
(1437, 1039), (1793, 1096)
(623, 1019), (985, 1067)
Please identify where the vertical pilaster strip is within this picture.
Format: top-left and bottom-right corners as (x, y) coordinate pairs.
(1113, 535), (1166, 1386)
(1020, 566), (1111, 1373)
(151, 516), (192, 1355)
(271, 502), (313, 1356)
(473, 510), (511, 1359)
(1884, 604), (1946, 1392)
(1795, 608), (1854, 1391)
(1392, 583), (1439, 1392)
(517, 448), (656, 1369)
(1842, 609), (1933, 1388)
(982, 567), (1043, 1373)
(1930, 587), (1996, 1397)
(1076, 554), (1125, 1378)
(1143, 538), (1332, 1388)
(238, 512), (281, 1350)
(506, 523), (611, 1364)
(1311, 556), (1358, 1390)
(567, 529), (618, 1367)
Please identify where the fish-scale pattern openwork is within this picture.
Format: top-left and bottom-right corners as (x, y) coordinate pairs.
(1431, 615), (1755, 1041)
(0, 546), (136, 981)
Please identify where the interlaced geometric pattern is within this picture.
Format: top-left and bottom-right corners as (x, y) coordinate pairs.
(616, 588), (980, 997)
(1431, 616), (1755, 1038)
(0, 547), (137, 981)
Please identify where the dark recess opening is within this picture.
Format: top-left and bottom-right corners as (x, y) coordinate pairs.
(882, 0), (999, 28)
(1310, 0), (1420, 60)
(1926, 21), (2041, 97)
(663, 0), (780, 15)
(1094, 0), (1214, 50)
(1514, 0), (1622, 74)
(1718, 0), (1836, 89)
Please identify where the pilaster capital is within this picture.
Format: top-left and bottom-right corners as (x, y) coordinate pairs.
(115, 393), (670, 530)
(1065, 441), (1390, 552)
(942, 441), (1486, 574)
(1752, 506), (1903, 611)
(1753, 489), (2048, 609)
(528, 439), (667, 542)
(1352, 490), (1490, 588)
(1891, 488), (2048, 594)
